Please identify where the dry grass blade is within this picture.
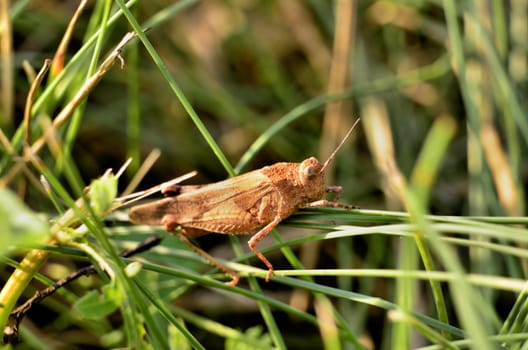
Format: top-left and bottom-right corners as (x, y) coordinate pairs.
(24, 59), (51, 144)
(0, 0), (13, 127)
(1, 32), (139, 186)
(50, 0), (89, 77)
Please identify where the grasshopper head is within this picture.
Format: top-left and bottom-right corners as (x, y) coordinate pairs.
(297, 118), (360, 202)
(298, 157), (326, 200)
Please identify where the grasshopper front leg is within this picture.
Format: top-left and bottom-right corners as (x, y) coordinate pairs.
(248, 215), (282, 282)
(325, 185), (344, 202)
(306, 186), (357, 209)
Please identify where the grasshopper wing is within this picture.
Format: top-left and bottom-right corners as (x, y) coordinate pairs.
(129, 170), (284, 235)
(161, 170), (282, 235)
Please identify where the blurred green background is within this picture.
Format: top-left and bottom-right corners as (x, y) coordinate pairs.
(6, 0), (456, 209)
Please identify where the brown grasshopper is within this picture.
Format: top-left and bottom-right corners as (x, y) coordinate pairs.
(129, 119), (360, 286)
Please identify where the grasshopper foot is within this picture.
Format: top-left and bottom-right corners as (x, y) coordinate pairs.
(225, 273), (240, 287)
(265, 268), (274, 282)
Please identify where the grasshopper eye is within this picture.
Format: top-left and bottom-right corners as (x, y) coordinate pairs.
(303, 165), (316, 179)
(299, 157), (321, 185)
(299, 163), (317, 186)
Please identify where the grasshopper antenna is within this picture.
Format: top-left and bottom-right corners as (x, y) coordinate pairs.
(320, 118), (361, 173)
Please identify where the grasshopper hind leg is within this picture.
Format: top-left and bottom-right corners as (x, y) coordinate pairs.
(167, 225), (240, 286)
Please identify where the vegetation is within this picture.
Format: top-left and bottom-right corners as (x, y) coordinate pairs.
(1, 1), (528, 349)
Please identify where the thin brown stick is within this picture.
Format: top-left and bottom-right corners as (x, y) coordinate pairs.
(5, 235), (163, 344)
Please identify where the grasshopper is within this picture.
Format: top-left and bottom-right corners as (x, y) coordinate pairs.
(129, 119), (360, 286)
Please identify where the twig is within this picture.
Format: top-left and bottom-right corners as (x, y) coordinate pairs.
(4, 235), (163, 344)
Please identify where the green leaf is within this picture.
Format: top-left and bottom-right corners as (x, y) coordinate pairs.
(168, 322), (192, 350)
(73, 284), (120, 320)
(225, 326), (273, 350)
(124, 261), (143, 277)
(100, 330), (125, 348)
(89, 173), (118, 215)
(0, 188), (49, 253)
